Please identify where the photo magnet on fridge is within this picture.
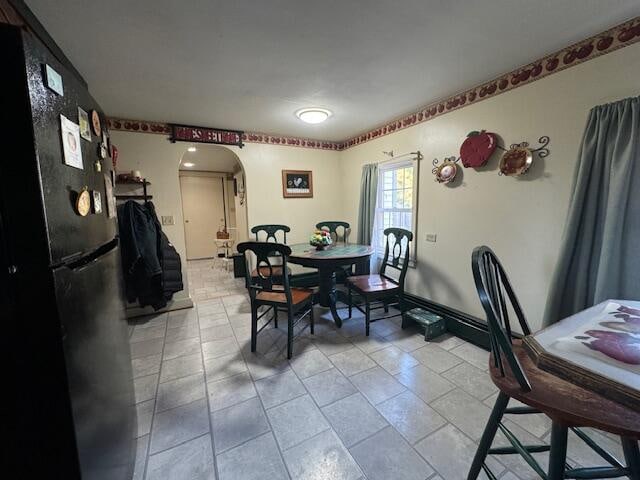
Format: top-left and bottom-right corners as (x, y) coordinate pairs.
(43, 64), (64, 95)
(78, 107), (91, 141)
(92, 190), (102, 214)
(104, 173), (116, 219)
(60, 114), (83, 170)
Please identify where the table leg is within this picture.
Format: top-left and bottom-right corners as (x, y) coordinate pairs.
(317, 267), (343, 327)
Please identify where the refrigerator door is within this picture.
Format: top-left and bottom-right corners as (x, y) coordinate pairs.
(53, 240), (136, 480)
(22, 30), (117, 265)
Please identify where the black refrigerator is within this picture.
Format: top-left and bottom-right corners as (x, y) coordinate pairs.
(1, 23), (136, 479)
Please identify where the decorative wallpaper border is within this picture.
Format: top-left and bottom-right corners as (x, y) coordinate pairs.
(108, 16), (640, 151)
(107, 118), (346, 151)
(343, 16), (640, 149)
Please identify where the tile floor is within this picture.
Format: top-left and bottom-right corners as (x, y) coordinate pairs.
(129, 259), (624, 480)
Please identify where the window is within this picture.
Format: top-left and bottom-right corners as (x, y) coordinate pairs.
(373, 159), (418, 264)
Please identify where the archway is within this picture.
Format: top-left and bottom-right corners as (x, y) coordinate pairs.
(177, 144), (248, 262)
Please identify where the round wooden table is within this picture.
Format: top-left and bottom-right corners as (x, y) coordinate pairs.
(288, 243), (374, 327)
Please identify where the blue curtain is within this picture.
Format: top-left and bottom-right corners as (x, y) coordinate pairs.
(543, 96), (640, 326)
(356, 164), (378, 245)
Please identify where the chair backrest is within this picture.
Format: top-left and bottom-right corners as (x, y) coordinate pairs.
(315, 221), (351, 244)
(471, 246), (532, 392)
(379, 228), (413, 288)
(250, 224), (290, 243)
(237, 241), (293, 303)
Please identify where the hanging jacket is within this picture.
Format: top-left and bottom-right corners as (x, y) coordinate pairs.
(146, 202), (184, 304)
(118, 200), (183, 310)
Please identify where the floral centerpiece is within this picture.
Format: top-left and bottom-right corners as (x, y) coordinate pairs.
(309, 229), (332, 250)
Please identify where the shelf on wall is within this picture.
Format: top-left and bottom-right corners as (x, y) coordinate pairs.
(115, 194), (153, 200)
(115, 179), (152, 185)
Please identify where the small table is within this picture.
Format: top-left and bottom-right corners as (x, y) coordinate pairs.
(288, 243), (374, 327)
(524, 299), (640, 410)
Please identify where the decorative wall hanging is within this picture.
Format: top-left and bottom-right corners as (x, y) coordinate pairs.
(169, 123), (244, 148)
(498, 136), (550, 176)
(459, 130), (498, 168)
(282, 170), (313, 198)
(432, 156), (460, 184)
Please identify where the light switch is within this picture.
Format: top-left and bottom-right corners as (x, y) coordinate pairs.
(426, 233), (437, 242)
(161, 215), (175, 226)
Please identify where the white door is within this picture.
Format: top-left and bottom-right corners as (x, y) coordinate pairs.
(180, 175), (225, 259)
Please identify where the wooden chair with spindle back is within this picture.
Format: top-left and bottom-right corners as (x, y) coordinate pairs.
(345, 228), (413, 336)
(238, 241), (314, 359)
(469, 245), (640, 480)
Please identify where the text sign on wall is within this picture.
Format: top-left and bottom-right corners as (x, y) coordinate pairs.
(169, 124), (244, 148)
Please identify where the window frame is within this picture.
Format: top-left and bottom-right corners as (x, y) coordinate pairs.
(373, 157), (419, 267)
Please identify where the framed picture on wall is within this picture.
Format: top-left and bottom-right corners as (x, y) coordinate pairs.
(282, 170), (313, 198)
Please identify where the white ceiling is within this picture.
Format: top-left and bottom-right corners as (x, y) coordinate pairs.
(179, 144), (240, 172)
(27, 0), (640, 141)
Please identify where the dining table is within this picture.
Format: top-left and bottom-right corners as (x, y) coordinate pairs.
(288, 243), (374, 327)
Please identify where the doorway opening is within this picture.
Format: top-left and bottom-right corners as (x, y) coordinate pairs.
(178, 145), (248, 263)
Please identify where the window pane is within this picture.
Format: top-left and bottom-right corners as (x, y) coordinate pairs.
(382, 191), (392, 208)
(383, 171), (393, 189)
(404, 167), (413, 189)
(395, 169), (404, 189)
(403, 188), (413, 208)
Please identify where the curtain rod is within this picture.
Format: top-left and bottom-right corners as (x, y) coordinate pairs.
(380, 150), (422, 163)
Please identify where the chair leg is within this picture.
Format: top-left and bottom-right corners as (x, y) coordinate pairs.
(384, 301), (389, 313)
(287, 308), (294, 359)
(273, 306), (278, 329)
(309, 302), (315, 335)
(250, 302), (258, 353)
(348, 286), (352, 319)
(622, 437), (640, 478)
(365, 299), (371, 336)
(467, 391), (509, 480)
(548, 421), (568, 480)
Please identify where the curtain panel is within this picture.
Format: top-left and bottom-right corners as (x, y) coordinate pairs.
(356, 164), (378, 245)
(544, 96), (640, 326)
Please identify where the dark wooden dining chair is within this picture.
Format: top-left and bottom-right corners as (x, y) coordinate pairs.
(316, 221), (354, 279)
(345, 228), (413, 336)
(468, 245), (640, 480)
(238, 241), (314, 359)
(249, 224), (291, 278)
(315, 221), (351, 244)
(251, 224), (290, 243)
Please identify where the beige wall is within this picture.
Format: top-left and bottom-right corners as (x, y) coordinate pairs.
(112, 132), (343, 298)
(339, 43), (640, 331)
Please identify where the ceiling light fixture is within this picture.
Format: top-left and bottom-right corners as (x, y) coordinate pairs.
(295, 107), (332, 124)
(183, 162), (195, 167)
(187, 146), (197, 152)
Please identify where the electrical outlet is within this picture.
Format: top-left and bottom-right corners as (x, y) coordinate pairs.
(425, 233), (437, 242)
(161, 215), (175, 226)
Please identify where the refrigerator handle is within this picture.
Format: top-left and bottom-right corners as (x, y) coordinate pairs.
(66, 238), (119, 271)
